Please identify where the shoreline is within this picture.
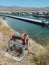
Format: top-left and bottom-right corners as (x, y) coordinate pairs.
(0, 18), (20, 35)
(1, 18), (46, 50)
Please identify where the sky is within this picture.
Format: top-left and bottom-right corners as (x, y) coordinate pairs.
(0, 0), (49, 8)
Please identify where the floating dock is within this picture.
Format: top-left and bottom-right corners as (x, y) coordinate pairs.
(0, 14), (49, 26)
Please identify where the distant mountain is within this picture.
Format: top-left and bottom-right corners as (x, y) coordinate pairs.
(0, 6), (49, 12)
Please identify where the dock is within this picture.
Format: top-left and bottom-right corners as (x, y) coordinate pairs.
(0, 14), (48, 26)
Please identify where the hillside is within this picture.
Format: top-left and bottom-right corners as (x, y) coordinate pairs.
(0, 6), (49, 12)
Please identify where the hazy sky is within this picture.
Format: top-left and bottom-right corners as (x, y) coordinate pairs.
(0, 0), (49, 7)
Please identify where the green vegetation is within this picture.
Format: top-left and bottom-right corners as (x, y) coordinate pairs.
(0, 22), (2, 26)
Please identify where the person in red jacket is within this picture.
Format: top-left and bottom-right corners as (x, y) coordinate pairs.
(22, 33), (29, 52)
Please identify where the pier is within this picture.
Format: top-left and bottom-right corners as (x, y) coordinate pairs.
(0, 14), (49, 26)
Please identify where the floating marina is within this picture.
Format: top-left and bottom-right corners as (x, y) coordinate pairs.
(0, 14), (49, 26)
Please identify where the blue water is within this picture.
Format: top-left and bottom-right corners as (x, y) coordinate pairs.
(0, 15), (49, 45)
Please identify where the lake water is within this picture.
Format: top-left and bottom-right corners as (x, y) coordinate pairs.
(0, 15), (49, 46)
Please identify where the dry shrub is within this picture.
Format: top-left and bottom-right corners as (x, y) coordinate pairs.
(30, 50), (49, 65)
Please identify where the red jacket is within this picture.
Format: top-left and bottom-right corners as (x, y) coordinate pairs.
(22, 33), (28, 45)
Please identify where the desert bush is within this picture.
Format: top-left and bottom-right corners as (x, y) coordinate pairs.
(30, 51), (49, 65)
